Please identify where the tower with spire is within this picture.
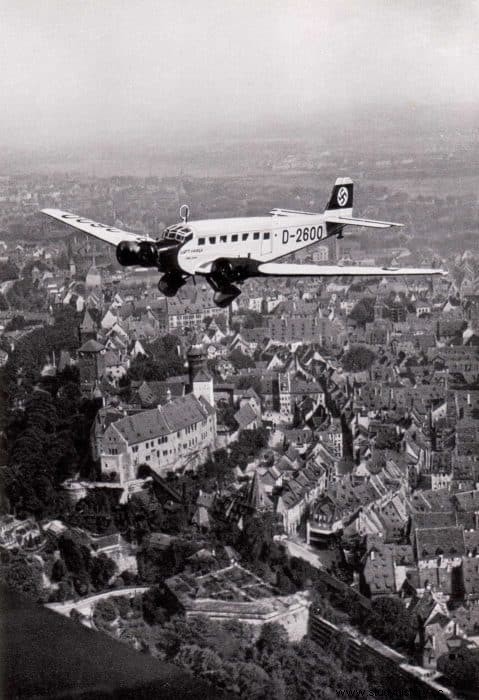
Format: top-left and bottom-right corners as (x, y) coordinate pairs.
(187, 339), (214, 408)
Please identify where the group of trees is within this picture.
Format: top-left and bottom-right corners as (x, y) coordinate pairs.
(0, 307), (101, 518)
(91, 603), (374, 700)
(51, 530), (117, 598)
(3, 384), (99, 518)
(200, 428), (269, 483)
(438, 647), (479, 692)
(125, 334), (184, 383)
(0, 548), (45, 600)
(229, 349), (256, 370)
(5, 277), (46, 312)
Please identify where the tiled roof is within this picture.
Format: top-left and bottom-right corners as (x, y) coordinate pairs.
(79, 339), (104, 353)
(112, 394), (213, 445)
(416, 526), (465, 559)
(234, 403), (257, 429)
(363, 542), (414, 595)
(411, 511), (456, 530)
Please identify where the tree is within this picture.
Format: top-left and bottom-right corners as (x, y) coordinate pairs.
(142, 586), (169, 625)
(242, 309), (264, 329)
(438, 648), (479, 690)
(0, 549), (44, 600)
(91, 553), (117, 589)
(229, 349), (255, 370)
(93, 599), (117, 625)
(256, 622), (289, 657)
(366, 596), (417, 650)
(342, 345), (375, 373)
(348, 298), (375, 327)
(51, 557), (68, 582)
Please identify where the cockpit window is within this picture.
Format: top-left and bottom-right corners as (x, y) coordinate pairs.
(160, 224), (193, 243)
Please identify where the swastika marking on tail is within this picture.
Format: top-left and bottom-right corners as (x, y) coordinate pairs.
(337, 187), (349, 207)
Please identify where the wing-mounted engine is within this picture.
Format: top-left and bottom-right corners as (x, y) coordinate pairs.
(116, 240), (159, 267)
(116, 238), (183, 271)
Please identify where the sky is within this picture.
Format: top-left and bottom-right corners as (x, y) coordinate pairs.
(1, 0), (479, 148)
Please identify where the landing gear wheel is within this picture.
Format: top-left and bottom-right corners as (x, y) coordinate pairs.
(158, 273), (187, 297)
(213, 285), (241, 308)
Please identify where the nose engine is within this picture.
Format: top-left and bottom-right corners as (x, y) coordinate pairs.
(116, 240), (158, 267)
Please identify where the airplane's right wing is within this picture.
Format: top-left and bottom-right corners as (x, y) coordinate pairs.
(41, 209), (154, 247)
(258, 262), (447, 278)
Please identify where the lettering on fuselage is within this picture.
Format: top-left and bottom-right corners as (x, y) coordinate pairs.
(282, 226), (323, 245)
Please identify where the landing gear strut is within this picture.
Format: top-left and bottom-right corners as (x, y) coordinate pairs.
(158, 272), (188, 297)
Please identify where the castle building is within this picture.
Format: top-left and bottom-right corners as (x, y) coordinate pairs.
(97, 393), (216, 492)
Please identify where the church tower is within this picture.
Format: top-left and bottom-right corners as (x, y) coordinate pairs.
(187, 342), (214, 408)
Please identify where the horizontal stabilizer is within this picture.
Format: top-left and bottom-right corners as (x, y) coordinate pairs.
(325, 216), (403, 229)
(270, 208), (319, 217)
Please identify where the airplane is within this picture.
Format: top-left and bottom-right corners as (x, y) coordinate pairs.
(42, 177), (446, 308)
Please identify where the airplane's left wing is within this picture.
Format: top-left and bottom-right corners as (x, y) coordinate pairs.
(41, 209), (154, 247)
(257, 262), (447, 277)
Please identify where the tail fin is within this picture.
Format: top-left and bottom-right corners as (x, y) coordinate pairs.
(325, 177), (353, 218)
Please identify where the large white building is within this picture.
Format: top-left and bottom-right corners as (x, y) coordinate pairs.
(97, 393), (216, 488)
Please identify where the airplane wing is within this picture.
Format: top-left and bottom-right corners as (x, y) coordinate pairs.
(258, 262), (446, 277)
(325, 216), (403, 229)
(41, 209), (154, 247)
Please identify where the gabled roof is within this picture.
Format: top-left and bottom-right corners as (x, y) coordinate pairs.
(234, 403), (257, 430)
(110, 393), (213, 445)
(79, 339), (104, 353)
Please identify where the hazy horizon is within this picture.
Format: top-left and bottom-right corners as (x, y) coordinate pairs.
(2, 0), (479, 152)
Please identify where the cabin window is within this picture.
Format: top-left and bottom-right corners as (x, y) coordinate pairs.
(263, 232), (270, 240)
(209, 237), (216, 244)
(220, 235), (227, 243)
(242, 233), (249, 241)
(253, 232), (260, 240)
(198, 237), (205, 245)
(232, 234), (238, 242)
